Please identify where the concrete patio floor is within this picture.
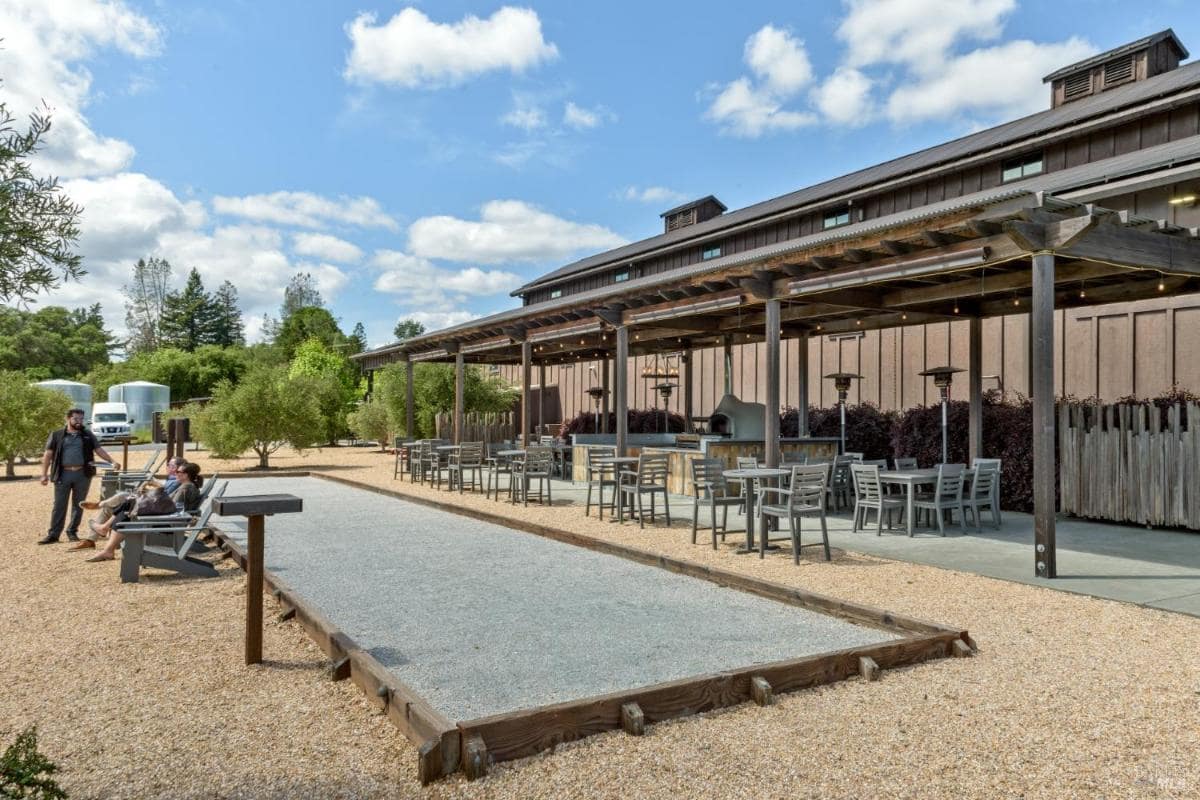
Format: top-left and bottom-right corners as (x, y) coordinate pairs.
(486, 475), (1200, 618)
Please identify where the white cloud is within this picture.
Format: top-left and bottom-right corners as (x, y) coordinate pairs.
(884, 37), (1094, 123)
(211, 190), (397, 230)
(404, 309), (479, 331)
(621, 186), (687, 205)
(837, 0), (1014, 74)
(370, 250), (518, 332)
(501, 104), (547, 131)
(407, 200), (627, 265)
(704, 26), (817, 138)
(0, 0), (162, 178)
(812, 67), (874, 126)
(562, 101), (614, 130)
(292, 232), (363, 263)
(343, 6), (558, 89)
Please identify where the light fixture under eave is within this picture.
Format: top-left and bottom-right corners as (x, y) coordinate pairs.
(1167, 193), (1197, 207)
(787, 247), (990, 296)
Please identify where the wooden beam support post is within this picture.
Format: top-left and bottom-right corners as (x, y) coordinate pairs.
(453, 351), (465, 445)
(520, 341), (532, 447)
(538, 362), (546, 438)
(797, 332), (810, 436)
(764, 298), (781, 468)
(723, 334), (734, 396)
(615, 325), (629, 456)
(750, 675), (774, 706)
(620, 702), (646, 735)
(968, 316), (983, 463)
(681, 349), (693, 432)
(858, 656), (881, 681)
(245, 514), (264, 665)
(601, 354), (610, 434)
(405, 358), (415, 440)
(463, 734), (488, 781)
(1032, 252), (1057, 579)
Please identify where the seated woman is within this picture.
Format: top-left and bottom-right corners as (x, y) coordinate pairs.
(85, 463), (204, 563)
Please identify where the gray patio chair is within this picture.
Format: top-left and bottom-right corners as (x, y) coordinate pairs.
(828, 454), (862, 511)
(513, 446), (554, 506)
(584, 446), (617, 518)
(114, 488), (225, 583)
(972, 457), (1003, 524)
(893, 456), (918, 470)
(850, 463), (904, 535)
(758, 463), (831, 562)
(735, 456), (759, 514)
(913, 465), (966, 536)
(393, 436), (410, 480)
(963, 461), (1001, 530)
(484, 442), (515, 501)
(448, 442), (485, 493)
(422, 439), (450, 489)
(618, 452), (670, 528)
(690, 458), (742, 548)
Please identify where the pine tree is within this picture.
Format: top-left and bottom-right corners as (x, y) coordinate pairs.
(123, 257), (172, 354)
(280, 272), (323, 322)
(210, 280), (245, 346)
(393, 318), (425, 341)
(159, 268), (219, 352)
(349, 322), (367, 354)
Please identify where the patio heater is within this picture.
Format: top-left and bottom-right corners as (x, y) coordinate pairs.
(642, 354), (681, 434)
(919, 366), (964, 464)
(585, 385), (606, 433)
(653, 382), (678, 434)
(823, 372), (863, 454)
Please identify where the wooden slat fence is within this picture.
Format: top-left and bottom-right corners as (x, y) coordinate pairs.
(434, 411), (515, 443)
(1059, 401), (1200, 529)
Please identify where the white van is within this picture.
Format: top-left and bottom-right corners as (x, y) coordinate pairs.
(90, 402), (134, 442)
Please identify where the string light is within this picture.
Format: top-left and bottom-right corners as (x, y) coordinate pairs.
(901, 312), (908, 321)
(953, 302), (959, 314)
(1079, 282), (1087, 299)
(1158, 271), (1166, 291)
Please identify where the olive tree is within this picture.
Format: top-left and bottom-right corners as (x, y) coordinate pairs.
(0, 372), (70, 477)
(194, 366), (323, 469)
(347, 400), (391, 451)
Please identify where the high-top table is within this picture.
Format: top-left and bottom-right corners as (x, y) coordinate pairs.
(595, 456), (639, 522)
(723, 467), (789, 553)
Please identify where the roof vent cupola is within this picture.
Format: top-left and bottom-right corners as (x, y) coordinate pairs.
(660, 195), (727, 233)
(1043, 29), (1188, 108)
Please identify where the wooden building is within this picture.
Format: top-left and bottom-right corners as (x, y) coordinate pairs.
(354, 30), (1200, 577)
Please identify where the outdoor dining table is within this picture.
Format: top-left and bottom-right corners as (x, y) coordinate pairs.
(879, 468), (976, 536)
(722, 467), (790, 554)
(594, 456), (639, 522)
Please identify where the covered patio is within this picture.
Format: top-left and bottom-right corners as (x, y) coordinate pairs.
(356, 167), (1200, 581)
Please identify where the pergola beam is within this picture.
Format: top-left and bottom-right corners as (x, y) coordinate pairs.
(1061, 222), (1200, 276)
(882, 261), (1130, 307)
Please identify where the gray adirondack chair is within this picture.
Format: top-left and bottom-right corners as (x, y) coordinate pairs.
(115, 485), (226, 583)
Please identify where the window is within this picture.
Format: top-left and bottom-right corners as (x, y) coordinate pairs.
(549, 289), (562, 299)
(1001, 152), (1044, 183)
(613, 270), (630, 283)
(823, 208), (851, 229)
(702, 245), (721, 260)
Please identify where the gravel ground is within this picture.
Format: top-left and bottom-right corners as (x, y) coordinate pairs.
(216, 476), (895, 721)
(3, 445), (1200, 799)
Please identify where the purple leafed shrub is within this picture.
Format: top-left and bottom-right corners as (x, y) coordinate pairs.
(561, 409), (687, 437)
(780, 403), (898, 461)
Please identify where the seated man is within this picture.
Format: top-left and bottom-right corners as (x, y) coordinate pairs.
(85, 463), (204, 563)
(70, 457), (186, 551)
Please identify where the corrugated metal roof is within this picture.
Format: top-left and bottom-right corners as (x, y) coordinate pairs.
(1043, 29), (1187, 82)
(516, 60), (1200, 295)
(353, 133), (1200, 362)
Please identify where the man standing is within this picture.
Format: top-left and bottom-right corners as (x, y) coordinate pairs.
(39, 408), (114, 545)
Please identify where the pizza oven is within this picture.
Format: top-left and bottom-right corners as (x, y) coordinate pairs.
(706, 394), (765, 440)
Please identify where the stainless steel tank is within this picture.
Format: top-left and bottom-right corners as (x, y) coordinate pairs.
(35, 379), (93, 421)
(108, 381), (170, 438)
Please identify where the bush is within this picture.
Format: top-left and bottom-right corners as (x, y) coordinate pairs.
(1, 727), (67, 799)
(374, 362), (517, 439)
(194, 366), (324, 468)
(347, 400), (391, 450)
(781, 403), (898, 460)
(561, 409), (687, 437)
(0, 373), (71, 477)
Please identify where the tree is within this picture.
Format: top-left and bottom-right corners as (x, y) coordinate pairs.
(0, 304), (115, 379)
(195, 366), (323, 468)
(280, 272), (323, 321)
(348, 321), (367, 354)
(374, 361), (516, 438)
(273, 306), (346, 360)
(0, 372), (70, 477)
(210, 280), (245, 347)
(84, 345), (247, 402)
(347, 400), (391, 451)
(393, 318), (425, 341)
(0, 102), (84, 303)
(123, 257), (172, 354)
(288, 338), (362, 445)
(159, 268), (221, 352)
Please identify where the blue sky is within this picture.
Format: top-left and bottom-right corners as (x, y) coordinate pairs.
(5, 0), (1197, 346)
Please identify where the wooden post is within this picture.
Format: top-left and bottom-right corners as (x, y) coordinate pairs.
(121, 438), (129, 471)
(600, 354), (610, 434)
(1032, 253), (1057, 579)
(764, 299), (781, 468)
(797, 333), (810, 437)
(246, 514), (264, 665)
(723, 335), (734, 396)
(681, 349), (693, 432)
(365, 369), (374, 401)
(615, 325), (629, 456)
(521, 341), (532, 446)
(165, 421), (175, 460)
(538, 363), (546, 438)
(453, 352), (465, 445)
(405, 358), (415, 439)
(969, 316), (983, 463)
(858, 655), (881, 681)
(620, 702), (645, 735)
(750, 675), (774, 706)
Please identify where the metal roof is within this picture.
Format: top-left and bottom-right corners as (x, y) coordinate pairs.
(352, 133), (1200, 364)
(515, 59), (1200, 295)
(1043, 29), (1188, 82)
(658, 195), (728, 218)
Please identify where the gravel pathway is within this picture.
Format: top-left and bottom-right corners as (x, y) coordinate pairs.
(217, 476), (895, 720)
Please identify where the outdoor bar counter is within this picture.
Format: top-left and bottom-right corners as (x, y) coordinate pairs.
(571, 435), (839, 495)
